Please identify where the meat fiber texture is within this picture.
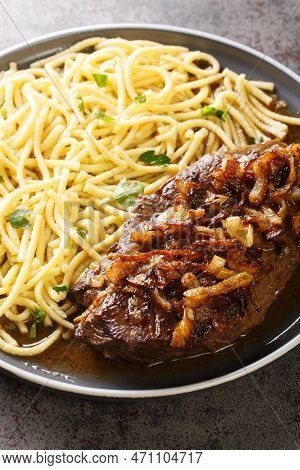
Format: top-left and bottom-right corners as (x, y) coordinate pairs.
(71, 141), (300, 362)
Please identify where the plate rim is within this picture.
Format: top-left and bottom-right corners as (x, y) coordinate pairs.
(0, 22), (299, 398)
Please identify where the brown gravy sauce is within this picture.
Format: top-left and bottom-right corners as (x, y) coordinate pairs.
(34, 265), (300, 376)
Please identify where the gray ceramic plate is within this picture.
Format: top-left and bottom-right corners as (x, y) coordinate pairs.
(0, 24), (299, 399)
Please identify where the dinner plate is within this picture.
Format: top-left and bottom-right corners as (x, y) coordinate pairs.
(0, 24), (299, 399)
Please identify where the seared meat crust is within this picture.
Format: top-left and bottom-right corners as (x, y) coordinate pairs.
(72, 142), (300, 362)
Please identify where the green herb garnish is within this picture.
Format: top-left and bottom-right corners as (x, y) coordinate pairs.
(53, 285), (68, 293)
(134, 95), (146, 104)
(92, 73), (108, 88)
(95, 110), (114, 121)
(29, 323), (37, 339)
(199, 106), (228, 121)
(0, 175), (4, 182)
(139, 150), (171, 167)
(76, 94), (86, 116)
(29, 307), (46, 339)
(248, 136), (264, 145)
(7, 321), (17, 332)
(8, 208), (31, 229)
(76, 227), (87, 239)
(113, 179), (144, 209)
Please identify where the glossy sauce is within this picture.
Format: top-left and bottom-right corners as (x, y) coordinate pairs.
(31, 259), (300, 381)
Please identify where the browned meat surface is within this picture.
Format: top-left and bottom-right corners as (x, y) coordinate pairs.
(71, 141), (300, 362)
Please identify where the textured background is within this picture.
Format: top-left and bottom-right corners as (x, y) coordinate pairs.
(0, 0), (299, 450)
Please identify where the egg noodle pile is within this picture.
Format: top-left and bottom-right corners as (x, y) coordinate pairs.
(0, 36), (299, 356)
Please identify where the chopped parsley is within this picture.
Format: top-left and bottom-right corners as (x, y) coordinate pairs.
(29, 307), (46, 339)
(248, 136), (264, 145)
(76, 94), (86, 116)
(0, 175), (4, 182)
(113, 179), (144, 209)
(139, 150), (171, 166)
(134, 95), (146, 104)
(95, 110), (114, 121)
(199, 106), (228, 121)
(7, 321), (17, 332)
(76, 227), (87, 239)
(8, 208), (31, 229)
(92, 73), (108, 88)
(53, 285), (68, 293)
